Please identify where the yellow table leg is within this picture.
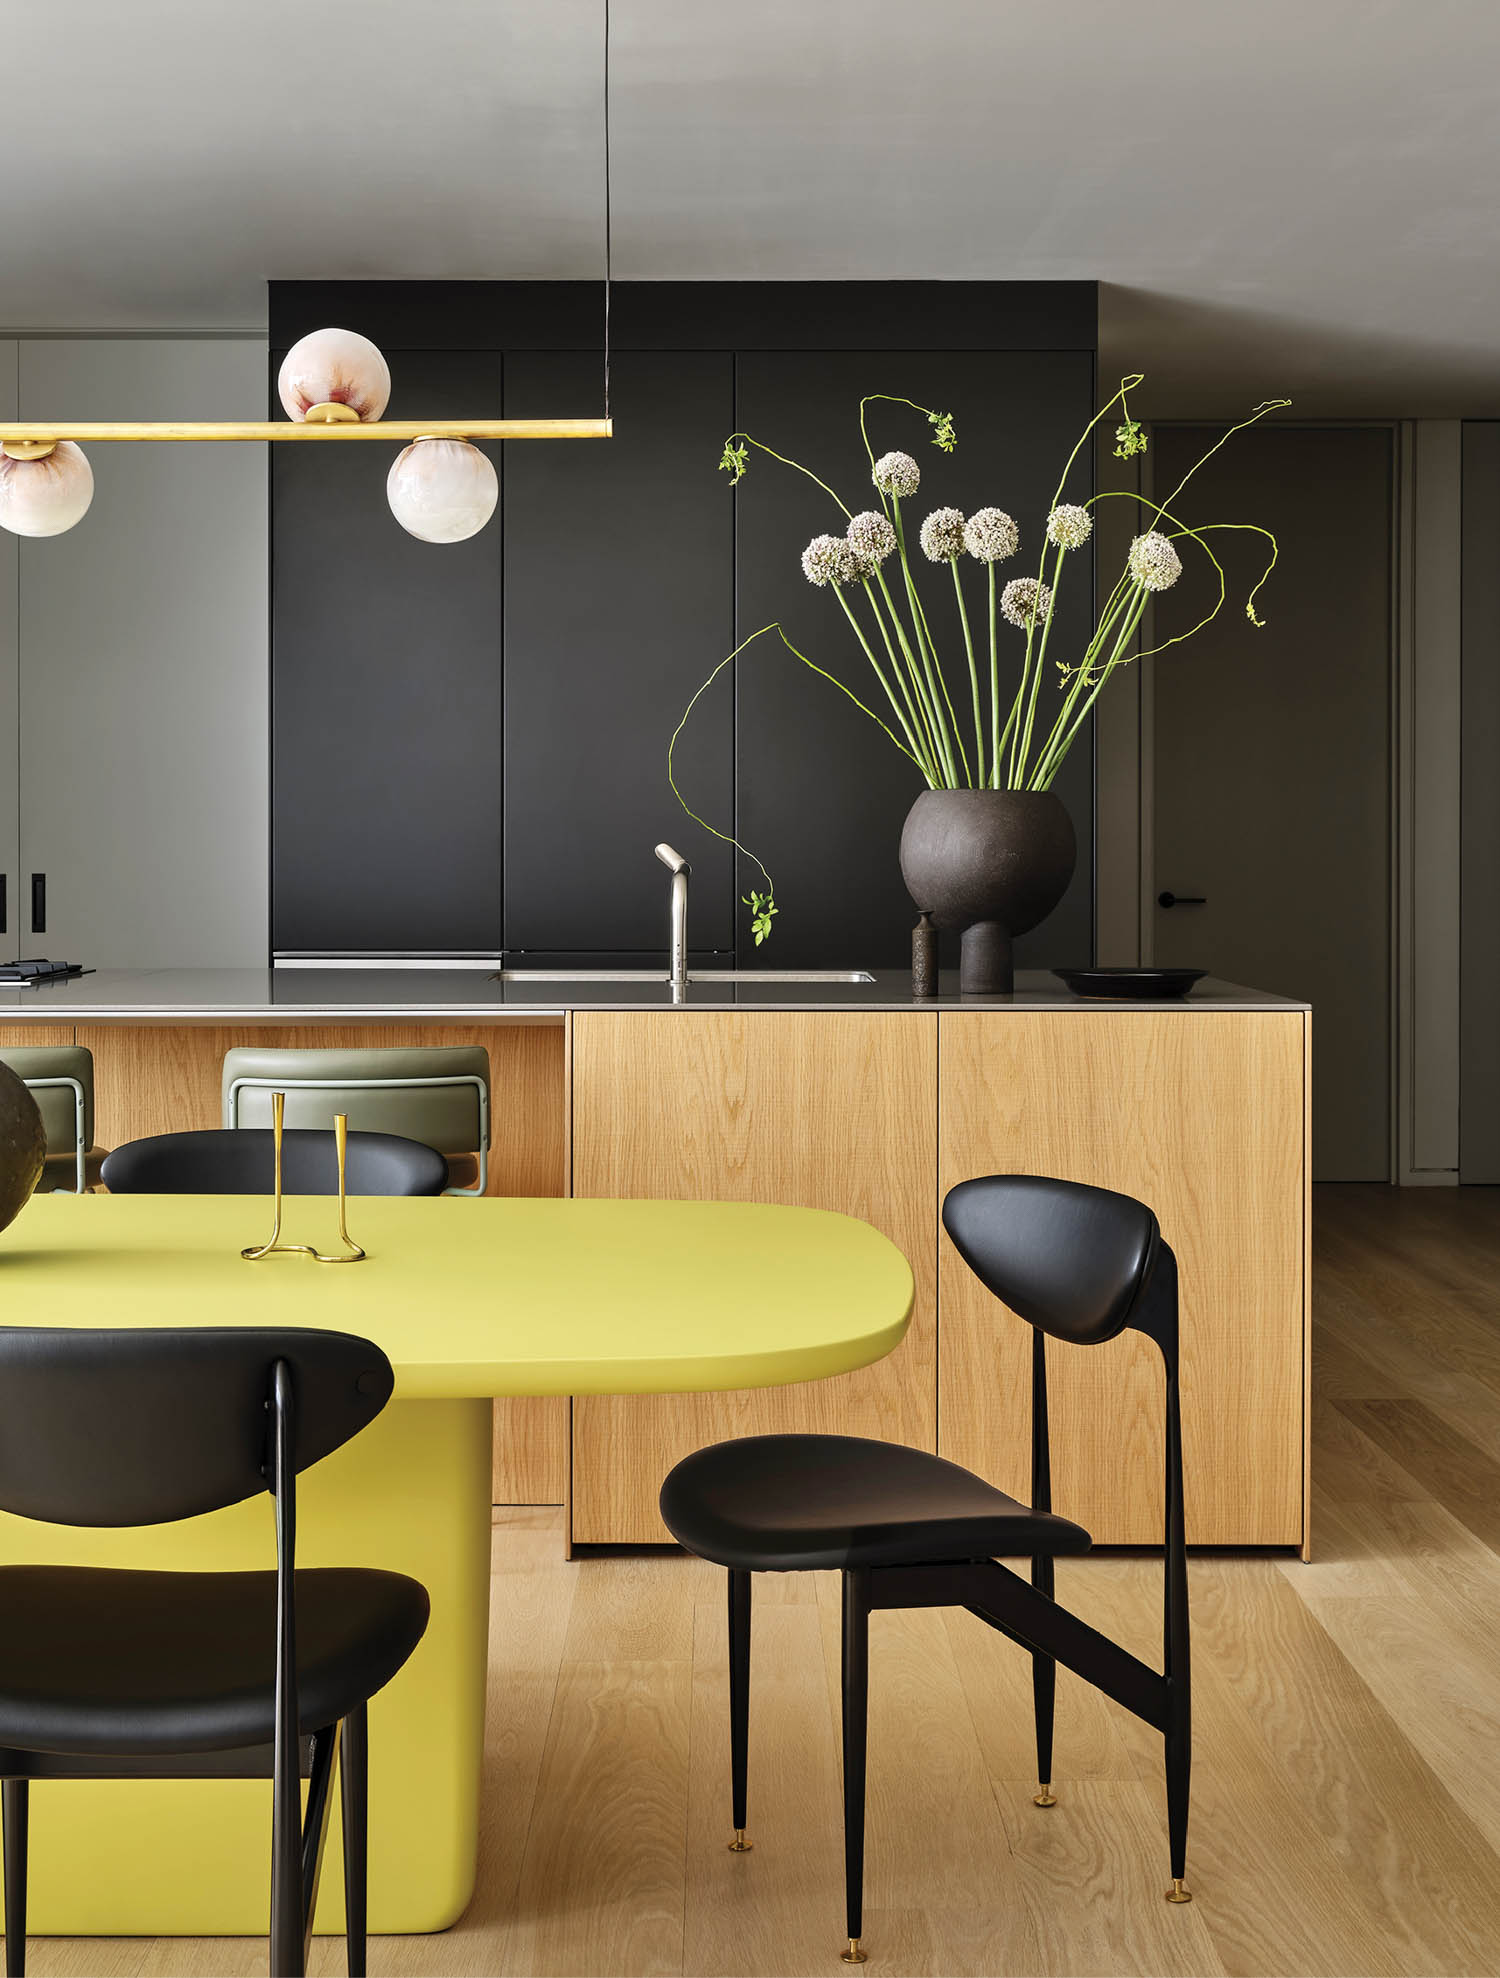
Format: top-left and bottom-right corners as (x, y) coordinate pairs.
(0, 1398), (492, 1936)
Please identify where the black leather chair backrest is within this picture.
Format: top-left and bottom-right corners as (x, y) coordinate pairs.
(0, 1328), (393, 1528)
(942, 1174), (1160, 1346)
(100, 1127), (447, 1197)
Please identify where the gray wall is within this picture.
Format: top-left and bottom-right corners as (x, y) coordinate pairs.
(1, 337), (267, 968)
(1461, 422), (1500, 1182)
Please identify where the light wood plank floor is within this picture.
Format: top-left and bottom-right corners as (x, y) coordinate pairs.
(16, 1185), (1500, 1976)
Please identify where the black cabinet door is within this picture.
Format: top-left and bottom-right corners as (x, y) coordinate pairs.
(271, 351), (503, 953)
(502, 352), (735, 955)
(733, 351), (1096, 970)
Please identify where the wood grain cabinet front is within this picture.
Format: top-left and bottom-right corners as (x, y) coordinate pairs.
(937, 1010), (1308, 1547)
(569, 1006), (1308, 1551)
(569, 1011), (938, 1544)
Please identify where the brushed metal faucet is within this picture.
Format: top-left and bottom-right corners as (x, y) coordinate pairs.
(654, 843), (690, 1000)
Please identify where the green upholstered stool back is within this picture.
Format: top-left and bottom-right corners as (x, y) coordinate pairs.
(221, 1045), (491, 1158)
(0, 1045), (95, 1156)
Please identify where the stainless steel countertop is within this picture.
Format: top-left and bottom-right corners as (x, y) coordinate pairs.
(0, 967), (1309, 1022)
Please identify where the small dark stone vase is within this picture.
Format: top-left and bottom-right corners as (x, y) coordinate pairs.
(899, 789), (1076, 995)
(0, 1060), (45, 1238)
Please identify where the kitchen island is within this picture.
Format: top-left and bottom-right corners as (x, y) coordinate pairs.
(1, 968), (1311, 1555)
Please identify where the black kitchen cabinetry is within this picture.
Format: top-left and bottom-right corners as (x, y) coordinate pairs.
(269, 283), (1097, 965)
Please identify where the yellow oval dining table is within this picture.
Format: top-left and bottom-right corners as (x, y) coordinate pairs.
(0, 1191), (914, 1938)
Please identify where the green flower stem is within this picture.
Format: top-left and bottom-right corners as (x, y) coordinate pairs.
(877, 544), (958, 786)
(1028, 579), (1144, 790)
(987, 562), (1001, 789)
(1031, 587), (1151, 789)
(667, 628), (780, 897)
(863, 578), (945, 782)
(950, 557), (986, 783)
(892, 499), (970, 785)
(1013, 541), (1068, 786)
(720, 432), (852, 517)
(834, 584), (936, 782)
(871, 563), (951, 780)
(770, 624), (928, 773)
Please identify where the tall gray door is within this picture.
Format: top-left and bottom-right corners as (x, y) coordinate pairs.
(16, 339), (268, 967)
(1150, 424), (1392, 1181)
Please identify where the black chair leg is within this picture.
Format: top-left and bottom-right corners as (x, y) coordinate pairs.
(840, 1569), (870, 1966)
(1031, 1552), (1057, 1808)
(727, 1569), (753, 1853)
(342, 1703), (369, 1975)
(2, 1779), (27, 1978)
(1165, 1701), (1192, 1903)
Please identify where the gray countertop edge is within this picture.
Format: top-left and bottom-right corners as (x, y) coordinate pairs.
(0, 968), (1310, 1022)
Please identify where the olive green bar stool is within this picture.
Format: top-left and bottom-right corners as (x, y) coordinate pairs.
(0, 1046), (109, 1193)
(221, 1046), (491, 1196)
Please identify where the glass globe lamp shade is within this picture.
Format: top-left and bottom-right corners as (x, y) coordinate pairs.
(386, 439), (498, 544)
(0, 442), (95, 537)
(277, 327), (391, 423)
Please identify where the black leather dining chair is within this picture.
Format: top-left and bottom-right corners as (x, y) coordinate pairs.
(660, 1174), (1192, 1965)
(100, 1127), (448, 1197)
(0, 1327), (430, 1978)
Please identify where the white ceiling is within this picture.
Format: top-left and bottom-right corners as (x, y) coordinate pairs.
(6, 0), (1500, 414)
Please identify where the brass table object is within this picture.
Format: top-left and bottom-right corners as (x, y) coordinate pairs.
(240, 1093), (366, 1264)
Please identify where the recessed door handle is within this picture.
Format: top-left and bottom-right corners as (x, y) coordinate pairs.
(1157, 891), (1206, 909)
(30, 873), (45, 934)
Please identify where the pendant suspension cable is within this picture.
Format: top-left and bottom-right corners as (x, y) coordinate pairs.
(603, 0), (612, 424)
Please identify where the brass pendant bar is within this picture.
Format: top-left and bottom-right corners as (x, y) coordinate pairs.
(0, 417), (611, 446)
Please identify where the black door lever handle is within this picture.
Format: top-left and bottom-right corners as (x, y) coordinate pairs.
(1157, 891), (1206, 909)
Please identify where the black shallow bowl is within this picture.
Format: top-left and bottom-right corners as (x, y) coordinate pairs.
(1053, 967), (1208, 1002)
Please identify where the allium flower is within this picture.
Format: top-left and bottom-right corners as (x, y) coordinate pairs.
(1000, 576), (1053, 629)
(801, 533), (859, 588)
(846, 509), (896, 566)
(962, 507), (1019, 564)
(919, 506), (966, 562)
(1129, 530), (1183, 591)
(1047, 504), (1093, 550)
(872, 450), (920, 498)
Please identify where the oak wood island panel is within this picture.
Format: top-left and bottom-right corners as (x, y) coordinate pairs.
(569, 1011), (939, 1543)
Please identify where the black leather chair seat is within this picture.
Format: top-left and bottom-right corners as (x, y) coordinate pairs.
(660, 1434), (1092, 1572)
(0, 1565), (429, 1756)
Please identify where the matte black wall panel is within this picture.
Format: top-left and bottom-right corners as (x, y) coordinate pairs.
(271, 351), (503, 952)
(269, 282), (1098, 964)
(271, 283), (1096, 357)
(732, 352), (1096, 970)
(502, 352), (735, 953)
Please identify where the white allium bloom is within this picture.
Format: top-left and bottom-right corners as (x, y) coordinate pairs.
(801, 533), (859, 588)
(846, 509), (897, 565)
(1000, 576), (1053, 629)
(1129, 530), (1183, 591)
(1047, 503), (1093, 550)
(963, 507), (1020, 563)
(872, 450), (921, 498)
(919, 506), (967, 562)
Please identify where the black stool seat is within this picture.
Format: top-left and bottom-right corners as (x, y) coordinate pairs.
(0, 1565), (429, 1757)
(660, 1433), (1092, 1572)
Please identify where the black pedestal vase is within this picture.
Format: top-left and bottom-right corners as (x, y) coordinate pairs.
(898, 789), (1076, 995)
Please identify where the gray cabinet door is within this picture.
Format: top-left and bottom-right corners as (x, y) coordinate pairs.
(0, 343), (16, 953)
(17, 339), (268, 967)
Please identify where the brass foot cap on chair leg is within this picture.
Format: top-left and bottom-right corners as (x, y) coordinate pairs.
(728, 1830), (754, 1852)
(1033, 1784), (1058, 1808)
(1166, 1879), (1193, 1904)
(841, 1939), (868, 1964)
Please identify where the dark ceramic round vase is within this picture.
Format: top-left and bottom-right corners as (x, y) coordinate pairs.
(0, 1060), (45, 1238)
(899, 789), (1076, 995)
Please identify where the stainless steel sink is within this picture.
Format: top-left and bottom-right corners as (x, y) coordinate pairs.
(499, 968), (875, 985)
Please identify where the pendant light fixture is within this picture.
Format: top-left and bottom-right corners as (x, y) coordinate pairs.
(0, 5), (613, 543)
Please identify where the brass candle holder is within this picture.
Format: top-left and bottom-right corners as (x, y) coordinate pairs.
(240, 1092), (367, 1265)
